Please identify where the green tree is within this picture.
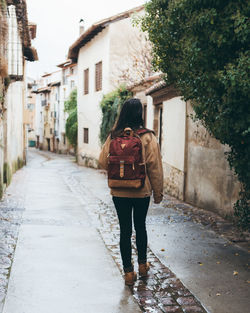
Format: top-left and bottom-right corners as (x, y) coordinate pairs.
(99, 86), (132, 144)
(65, 89), (78, 151)
(140, 0), (250, 228)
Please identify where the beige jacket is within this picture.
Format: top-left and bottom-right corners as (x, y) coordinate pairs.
(98, 131), (163, 203)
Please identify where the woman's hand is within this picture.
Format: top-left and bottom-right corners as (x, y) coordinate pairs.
(154, 193), (163, 204)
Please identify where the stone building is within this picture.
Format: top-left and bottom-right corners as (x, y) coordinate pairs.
(0, 0), (37, 196)
(67, 5), (148, 167)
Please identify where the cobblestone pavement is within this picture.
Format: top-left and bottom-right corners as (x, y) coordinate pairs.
(0, 169), (27, 311)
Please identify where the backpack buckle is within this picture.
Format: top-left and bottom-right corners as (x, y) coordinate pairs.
(120, 160), (124, 178)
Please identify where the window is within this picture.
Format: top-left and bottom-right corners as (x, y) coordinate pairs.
(83, 128), (89, 144)
(84, 68), (89, 94)
(71, 80), (75, 89)
(50, 128), (53, 134)
(95, 61), (102, 91)
(70, 68), (74, 75)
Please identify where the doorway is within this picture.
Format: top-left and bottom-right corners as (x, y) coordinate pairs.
(47, 138), (50, 151)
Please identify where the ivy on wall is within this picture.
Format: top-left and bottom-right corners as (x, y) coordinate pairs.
(140, 0), (250, 229)
(65, 89), (78, 151)
(99, 85), (132, 144)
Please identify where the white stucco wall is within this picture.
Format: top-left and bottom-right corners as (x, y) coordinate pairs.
(146, 96), (154, 130)
(77, 28), (110, 164)
(146, 96), (186, 199)
(109, 12), (147, 88)
(5, 81), (24, 165)
(162, 97), (186, 171)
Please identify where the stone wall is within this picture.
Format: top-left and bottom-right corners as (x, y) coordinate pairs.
(163, 163), (185, 200)
(185, 102), (240, 217)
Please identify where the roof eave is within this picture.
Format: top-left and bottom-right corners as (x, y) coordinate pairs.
(67, 5), (144, 61)
(68, 25), (104, 60)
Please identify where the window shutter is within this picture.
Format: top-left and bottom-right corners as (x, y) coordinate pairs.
(95, 61), (102, 91)
(83, 128), (89, 144)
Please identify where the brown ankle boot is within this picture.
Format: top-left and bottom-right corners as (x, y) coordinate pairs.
(139, 262), (150, 277)
(124, 271), (137, 286)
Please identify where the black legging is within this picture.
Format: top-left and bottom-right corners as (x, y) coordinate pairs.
(112, 196), (150, 271)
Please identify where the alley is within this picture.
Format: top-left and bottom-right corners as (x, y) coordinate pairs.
(0, 150), (249, 313)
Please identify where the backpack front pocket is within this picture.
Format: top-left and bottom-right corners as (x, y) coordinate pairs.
(108, 156), (136, 179)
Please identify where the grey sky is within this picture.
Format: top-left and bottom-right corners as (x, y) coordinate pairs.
(26, 0), (146, 79)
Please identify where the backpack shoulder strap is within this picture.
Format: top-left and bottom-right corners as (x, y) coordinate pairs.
(136, 128), (155, 136)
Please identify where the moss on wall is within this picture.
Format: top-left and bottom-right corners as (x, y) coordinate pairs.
(2, 158), (24, 191)
(0, 171), (3, 199)
(17, 157), (24, 169)
(12, 157), (24, 174)
(3, 162), (12, 186)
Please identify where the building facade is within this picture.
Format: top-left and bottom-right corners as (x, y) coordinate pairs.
(57, 60), (77, 153)
(24, 77), (37, 149)
(34, 61), (77, 153)
(0, 0), (37, 196)
(68, 6), (147, 167)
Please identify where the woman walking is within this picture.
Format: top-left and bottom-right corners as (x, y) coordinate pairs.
(99, 98), (163, 286)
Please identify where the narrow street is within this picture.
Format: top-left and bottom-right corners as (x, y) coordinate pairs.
(0, 149), (249, 313)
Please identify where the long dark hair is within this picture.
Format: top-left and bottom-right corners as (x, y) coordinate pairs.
(112, 98), (144, 136)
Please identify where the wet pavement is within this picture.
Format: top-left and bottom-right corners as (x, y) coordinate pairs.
(0, 149), (249, 313)
(0, 167), (27, 312)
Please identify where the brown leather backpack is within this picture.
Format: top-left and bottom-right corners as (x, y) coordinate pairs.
(107, 127), (152, 189)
